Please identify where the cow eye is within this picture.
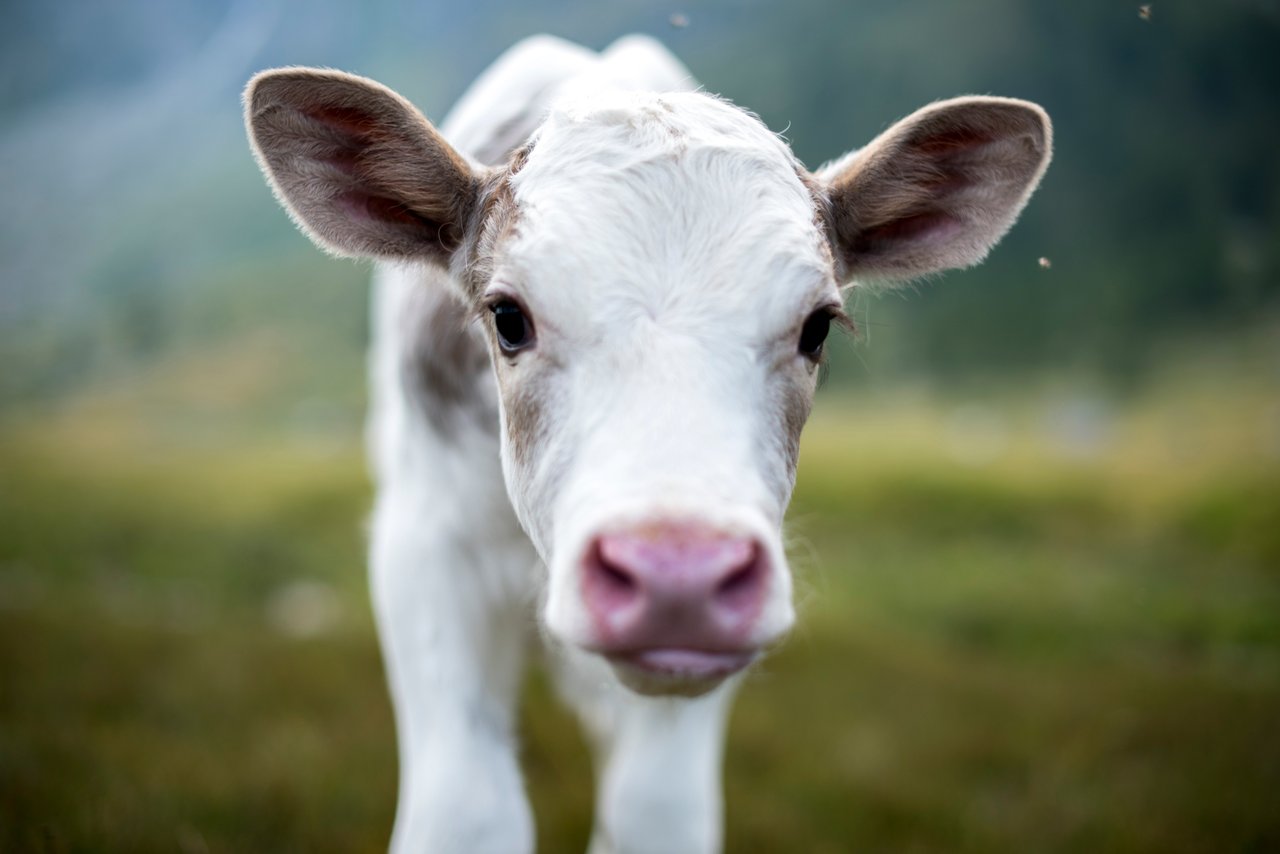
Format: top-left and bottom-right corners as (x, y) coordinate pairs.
(491, 300), (534, 353)
(798, 309), (832, 360)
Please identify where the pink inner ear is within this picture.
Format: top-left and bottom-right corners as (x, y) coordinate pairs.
(854, 211), (964, 255)
(909, 126), (995, 156)
(297, 106), (423, 229)
(334, 191), (424, 227)
(304, 105), (380, 138)
(321, 150), (360, 176)
(851, 125), (1001, 256)
(333, 189), (461, 252)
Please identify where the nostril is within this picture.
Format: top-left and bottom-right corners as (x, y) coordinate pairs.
(584, 539), (644, 621)
(713, 545), (764, 611)
(716, 564), (754, 597)
(598, 552), (638, 595)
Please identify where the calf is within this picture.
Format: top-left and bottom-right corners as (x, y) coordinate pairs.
(245, 34), (1050, 854)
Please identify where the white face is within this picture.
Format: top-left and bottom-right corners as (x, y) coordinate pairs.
(247, 65), (1051, 695)
(472, 93), (841, 693)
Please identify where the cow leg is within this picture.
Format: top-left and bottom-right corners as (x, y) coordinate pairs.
(371, 482), (537, 854)
(556, 651), (739, 854)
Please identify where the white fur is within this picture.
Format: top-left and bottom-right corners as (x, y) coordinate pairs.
(367, 37), (794, 853)
(367, 264), (535, 851)
(493, 87), (829, 655)
(247, 32), (1050, 854)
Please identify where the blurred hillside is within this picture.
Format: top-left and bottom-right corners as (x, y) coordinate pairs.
(3, 4), (1279, 850)
(1, 0), (1277, 412)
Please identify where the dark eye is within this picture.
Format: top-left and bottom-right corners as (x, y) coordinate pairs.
(798, 309), (832, 360)
(491, 300), (534, 353)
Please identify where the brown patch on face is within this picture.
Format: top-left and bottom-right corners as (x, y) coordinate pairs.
(797, 166), (842, 280)
(455, 143), (530, 301)
(755, 342), (821, 502)
(444, 141), (548, 457)
(499, 372), (546, 470)
(778, 375), (815, 483)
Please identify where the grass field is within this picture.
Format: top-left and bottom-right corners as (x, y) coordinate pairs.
(2, 361), (1279, 852)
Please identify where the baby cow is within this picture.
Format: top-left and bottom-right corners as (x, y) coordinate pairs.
(245, 34), (1050, 854)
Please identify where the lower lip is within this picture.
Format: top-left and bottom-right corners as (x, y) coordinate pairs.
(612, 648), (757, 680)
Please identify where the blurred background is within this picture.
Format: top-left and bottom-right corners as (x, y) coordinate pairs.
(2, 1), (1277, 851)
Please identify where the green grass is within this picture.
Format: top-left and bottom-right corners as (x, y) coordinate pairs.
(2, 374), (1279, 852)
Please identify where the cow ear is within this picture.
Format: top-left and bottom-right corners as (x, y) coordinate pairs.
(245, 67), (481, 264)
(817, 96), (1051, 284)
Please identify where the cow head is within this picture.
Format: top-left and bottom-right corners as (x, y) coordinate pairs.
(245, 68), (1050, 695)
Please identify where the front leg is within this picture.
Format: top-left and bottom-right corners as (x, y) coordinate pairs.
(562, 655), (739, 854)
(370, 486), (537, 854)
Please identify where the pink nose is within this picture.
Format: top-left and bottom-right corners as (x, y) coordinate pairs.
(581, 522), (769, 657)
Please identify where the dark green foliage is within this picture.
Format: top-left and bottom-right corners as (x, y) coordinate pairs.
(1, 1), (1277, 405)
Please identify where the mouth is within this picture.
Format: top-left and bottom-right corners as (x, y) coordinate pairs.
(605, 648), (758, 697)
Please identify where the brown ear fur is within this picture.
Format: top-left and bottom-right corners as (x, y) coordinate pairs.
(244, 67), (480, 262)
(821, 96), (1052, 283)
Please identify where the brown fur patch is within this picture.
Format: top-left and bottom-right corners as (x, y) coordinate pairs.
(501, 372), (545, 470)
(456, 143), (531, 301)
(403, 284), (497, 437)
(797, 167), (841, 280)
(405, 144), (539, 437)
(779, 379), (813, 483)
(396, 146), (538, 440)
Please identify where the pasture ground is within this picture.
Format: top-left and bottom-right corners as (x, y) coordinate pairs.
(2, 357), (1278, 852)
